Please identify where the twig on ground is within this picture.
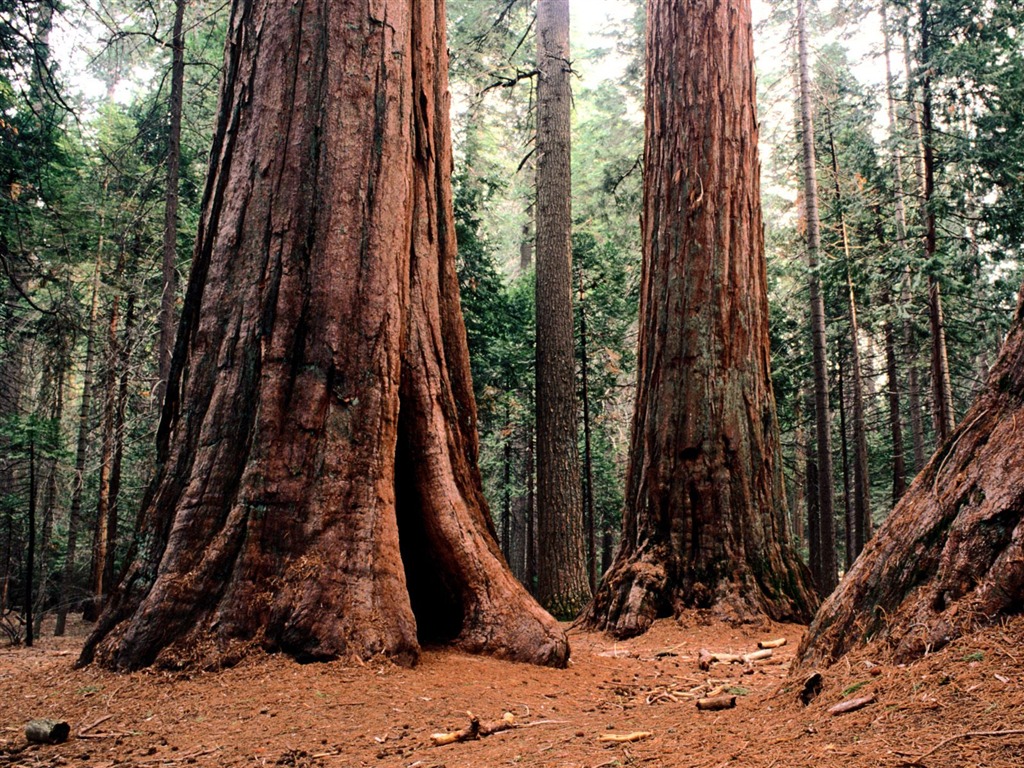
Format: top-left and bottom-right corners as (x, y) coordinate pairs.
(78, 714), (114, 734)
(914, 729), (1024, 761)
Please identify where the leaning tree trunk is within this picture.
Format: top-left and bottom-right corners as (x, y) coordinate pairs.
(798, 283), (1024, 666)
(583, 0), (816, 638)
(78, 0), (567, 672)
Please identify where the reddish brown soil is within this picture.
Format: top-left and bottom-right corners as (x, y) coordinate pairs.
(2, 613), (1023, 767)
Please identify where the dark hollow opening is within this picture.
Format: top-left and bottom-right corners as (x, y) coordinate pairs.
(394, 410), (465, 646)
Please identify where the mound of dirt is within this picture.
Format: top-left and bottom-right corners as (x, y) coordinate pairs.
(1, 613), (1022, 767)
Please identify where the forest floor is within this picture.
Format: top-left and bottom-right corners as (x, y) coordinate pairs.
(1, 612), (1023, 767)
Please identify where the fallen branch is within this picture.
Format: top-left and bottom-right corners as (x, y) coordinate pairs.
(698, 648), (772, 670)
(430, 712), (515, 746)
(78, 714), (114, 734)
(828, 695), (876, 716)
(914, 729), (1024, 761)
(696, 695), (737, 712)
(698, 649), (741, 670)
(76, 730), (135, 740)
(598, 731), (652, 744)
(758, 638), (787, 649)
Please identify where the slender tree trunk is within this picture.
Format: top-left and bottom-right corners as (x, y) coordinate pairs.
(526, 425), (537, 594)
(501, 401), (512, 560)
(155, 0), (187, 408)
(792, 395), (806, 547)
(509, 425), (529, 583)
(55, 246), (104, 637)
(34, 365), (65, 636)
(520, 217), (534, 273)
(86, 247), (126, 622)
(899, 19), (930, 470)
(79, 0), (567, 672)
(806, 449), (821, 590)
(578, 267), (597, 592)
(883, 301), (908, 501)
(25, 438), (35, 647)
(585, 0), (816, 637)
(797, 0), (838, 594)
(879, 5), (911, 498)
(837, 359), (854, 572)
(534, 0), (589, 618)
(106, 294), (134, 584)
(916, 0), (955, 443)
(826, 125), (872, 557)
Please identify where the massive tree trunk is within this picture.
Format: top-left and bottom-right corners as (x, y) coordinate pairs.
(583, 0), (816, 638)
(78, 0), (567, 672)
(799, 283), (1024, 666)
(797, 0), (838, 594)
(534, 0), (590, 619)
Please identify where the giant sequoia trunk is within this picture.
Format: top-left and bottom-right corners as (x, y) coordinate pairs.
(798, 286), (1024, 666)
(79, 0), (567, 672)
(583, 0), (816, 637)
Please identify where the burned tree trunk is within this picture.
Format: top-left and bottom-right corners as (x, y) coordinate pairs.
(798, 285), (1024, 666)
(79, 0), (567, 672)
(583, 0), (816, 637)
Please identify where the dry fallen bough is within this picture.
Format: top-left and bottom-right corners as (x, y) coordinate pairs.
(429, 711), (516, 746)
(598, 731), (653, 744)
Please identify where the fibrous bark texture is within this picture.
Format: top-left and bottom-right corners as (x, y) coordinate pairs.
(798, 287), (1024, 667)
(583, 0), (816, 638)
(79, 0), (567, 672)
(534, 0), (590, 619)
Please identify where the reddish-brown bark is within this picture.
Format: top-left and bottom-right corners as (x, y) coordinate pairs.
(798, 286), (1024, 666)
(583, 0), (816, 637)
(79, 0), (567, 672)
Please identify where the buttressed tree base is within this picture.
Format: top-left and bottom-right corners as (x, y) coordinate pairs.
(798, 288), (1024, 668)
(584, 0), (816, 637)
(78, 0), (567, 672)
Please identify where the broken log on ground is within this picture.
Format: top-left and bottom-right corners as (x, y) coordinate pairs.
(696, 695), (737, 711)
(24, 720), (70, 744)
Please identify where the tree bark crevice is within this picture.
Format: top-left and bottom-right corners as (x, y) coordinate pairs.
(79, 0), (567, 672)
